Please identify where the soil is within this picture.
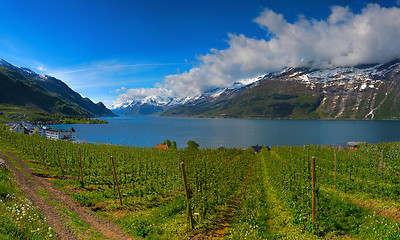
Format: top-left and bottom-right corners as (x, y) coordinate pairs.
(322, 185), (400, 223)
(191, 198), (239, 240)
(0, 151), (133, 240)
(191, 155), (254, 239)
(351, 198), (400, 222)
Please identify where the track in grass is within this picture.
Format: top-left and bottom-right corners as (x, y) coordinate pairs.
(1, 151), (133, 240)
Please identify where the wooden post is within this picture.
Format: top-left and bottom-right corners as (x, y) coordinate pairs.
(40, 146), (46, 169)
(111, 156), (123, 205)
(311, 156), (316, 227)
(180, 162), (194, 229)
(334, 149), (337, 189)
(78, 147), (84, 186)
(56, 149), (63, 175)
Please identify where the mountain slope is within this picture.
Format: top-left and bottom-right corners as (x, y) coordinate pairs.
(0, 59), (116, 118)
(162, 59), (400, 120)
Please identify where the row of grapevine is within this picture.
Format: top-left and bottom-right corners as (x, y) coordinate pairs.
(260, 144), (400, 238)
(0, 125), (256, 237)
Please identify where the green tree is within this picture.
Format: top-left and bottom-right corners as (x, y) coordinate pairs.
(161, 139), (172, 148)
(171, 141), (177, 149)
(32, 127), (40, 135)
(185, 140), (199, 151)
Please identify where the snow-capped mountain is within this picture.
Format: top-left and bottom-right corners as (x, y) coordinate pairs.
(112, 59), (400, 119)
(111, 74), (266, 115)
(191, 75), (264, 101)
(0, 59), (51, 82)
(112, 95), (189, 110)
(162, 59), (400, 119)
(111, 95), (192, 115)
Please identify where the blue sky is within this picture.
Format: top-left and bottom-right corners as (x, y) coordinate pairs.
(1, 0), (400, 107)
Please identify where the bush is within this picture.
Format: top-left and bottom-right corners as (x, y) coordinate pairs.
(185, 140), (199, 151)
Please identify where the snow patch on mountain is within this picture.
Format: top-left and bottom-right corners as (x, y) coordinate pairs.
(193, 74), (266, 101)
(280, 62), (400, 92)
(111, 74), (266, 111)
(0, 59), (49, 82)
(110, 95), (192, 110)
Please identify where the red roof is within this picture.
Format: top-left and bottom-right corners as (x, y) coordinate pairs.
(155, 144), (169, 149)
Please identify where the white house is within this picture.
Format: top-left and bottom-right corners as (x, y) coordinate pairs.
(9, 123), (28, 134)
(44, 127), (76, 141)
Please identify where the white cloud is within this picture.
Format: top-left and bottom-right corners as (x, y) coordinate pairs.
(116, 3), (400, 102)
(115, 87), (174, 103)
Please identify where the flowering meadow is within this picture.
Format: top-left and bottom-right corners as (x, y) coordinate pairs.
(0, 165), (55, 239)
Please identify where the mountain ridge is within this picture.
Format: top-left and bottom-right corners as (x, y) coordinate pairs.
(112, 75), (263, 116)
(162, 59), (400, 119)
(115, 59), (400, 120)
(0, 59), (116, 120)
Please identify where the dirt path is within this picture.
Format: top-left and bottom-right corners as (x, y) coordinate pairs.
(0, 151), (133, 240)
(191, 155), (254, 239)
(322, 186), (400, 222)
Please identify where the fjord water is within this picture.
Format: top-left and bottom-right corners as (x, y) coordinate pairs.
(51, 116), (400, 149)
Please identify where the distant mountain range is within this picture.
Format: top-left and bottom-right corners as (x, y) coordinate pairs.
(4, 57), (399, 121)
(0, 59), (116, 119)
(114, 59), (400, 120)
(111, 76), (263, 116)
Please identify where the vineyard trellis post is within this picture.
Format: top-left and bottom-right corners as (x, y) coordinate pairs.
(180, 161), (194, 230)
(111, 156), (123, 205)
(311, 156), (316, 227)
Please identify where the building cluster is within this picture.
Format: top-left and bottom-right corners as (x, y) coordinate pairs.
(7, 121), (76, 141)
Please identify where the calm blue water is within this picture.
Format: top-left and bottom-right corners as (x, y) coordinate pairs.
(49, 116), (400, 149)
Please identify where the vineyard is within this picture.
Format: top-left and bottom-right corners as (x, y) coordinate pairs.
(1, 124), (400, 239)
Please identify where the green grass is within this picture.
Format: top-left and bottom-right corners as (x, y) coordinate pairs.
(36, 189), (52, 200)
(0, 104), (109, 124)
(0, 167), (55, 239)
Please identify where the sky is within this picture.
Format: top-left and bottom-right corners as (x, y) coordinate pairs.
(1, 0), (400, 107)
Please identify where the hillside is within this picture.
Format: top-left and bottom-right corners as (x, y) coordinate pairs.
(0, 59), (116, 121)
(162, 60), (400, 120)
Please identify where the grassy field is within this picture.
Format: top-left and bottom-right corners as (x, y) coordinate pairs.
(1, 125), (400, 239)
(0, 104), (108, 124)
(0, 104), (51, 123)
(0, 154), (55, 239)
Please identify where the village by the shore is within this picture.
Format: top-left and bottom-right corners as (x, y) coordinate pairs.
(6, 121), (76, 141)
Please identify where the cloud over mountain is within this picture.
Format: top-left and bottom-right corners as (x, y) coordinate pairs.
(114, 3), (400, 104)
(115, 87), (173, 103)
